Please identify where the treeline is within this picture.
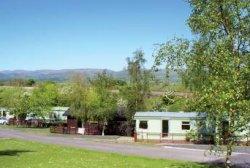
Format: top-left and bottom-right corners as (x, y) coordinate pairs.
(0, 1), (248, 165)
(0, 50), (186, 135)
(0, 79), (36, 87)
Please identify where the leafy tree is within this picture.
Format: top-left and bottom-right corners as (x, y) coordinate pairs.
(56, 84), (72, 107)
(153, 1), (250, 167)
(0, 87), (30, 120)
(91, 71), (117, 135)
(153, 37), (191, 82)
(112, 79), (127, 88)
(26, 79), (36, 86)
(144, 97), (164, 111)
(120, 49), (151, 133)
(69, 74), (98, 126)
(30, 82), (59, 119)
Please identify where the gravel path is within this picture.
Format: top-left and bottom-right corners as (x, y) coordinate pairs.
(0, 128), (249, 167)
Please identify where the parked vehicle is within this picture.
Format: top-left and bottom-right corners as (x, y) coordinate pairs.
(0, 117), (8, 125)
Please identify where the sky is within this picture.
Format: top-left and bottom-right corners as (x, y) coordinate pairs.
(0, 0), (192, 71)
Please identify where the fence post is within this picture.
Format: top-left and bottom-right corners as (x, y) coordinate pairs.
(247, 135), (249, 146)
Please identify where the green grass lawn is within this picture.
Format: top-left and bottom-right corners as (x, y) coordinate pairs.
(0, 139), (214, 168)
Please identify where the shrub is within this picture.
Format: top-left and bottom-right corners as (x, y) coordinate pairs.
(186, 129), (198, 142)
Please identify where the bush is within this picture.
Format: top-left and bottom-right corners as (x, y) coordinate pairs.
(186, 129), (198, 142)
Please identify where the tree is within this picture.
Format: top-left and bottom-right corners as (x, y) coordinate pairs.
(120, 49), (151, 133)
(0, 87), (30, 120)
(56, 84), (72, 107)
(153, 1), (250, 167)
(91, 71), (117, 135)
(26, 79), (36, 86)
(30, 82), (59, 119)
(4, 78), (36, 87)
(69, 74), (98, 126)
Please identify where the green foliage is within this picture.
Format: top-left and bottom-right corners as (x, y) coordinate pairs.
(30, 82), (59, 118)
(144, 93), (189, 112)
(186, 129), (199, 142)
(144, 97), (163, 111)
(153, 38), (191, 84)
(187, 2), (250, 162)
(166, 98), (188, 112)
(90, 71), (117, 124)
(68, 74), (98, 123)
(150, 82), (188, 92)
(154, 1), (250, 166)
(0, 87), (30, 119)
(55, 84), (72, 107)
(112, 79), (127, 87)
(0, 83), (70, 119)
(120, 49), (151, 122)
(162, 91), (175, 106)
(145, 97), (185, 112)
(26, 79), (36, 86)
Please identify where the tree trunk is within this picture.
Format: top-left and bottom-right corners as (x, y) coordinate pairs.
(225, 145), (232, 168)
(102, 125), (105, 136)
(81, 120), (84, 128)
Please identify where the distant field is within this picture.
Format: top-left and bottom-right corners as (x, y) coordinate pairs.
(0, 139), (214, 168)
(150, 83), (188, 92)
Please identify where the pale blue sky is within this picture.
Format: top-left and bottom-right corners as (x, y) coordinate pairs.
(0, 0), (192, 71)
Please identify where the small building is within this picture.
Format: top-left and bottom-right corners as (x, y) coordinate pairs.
(0, 107), (14, 120)
(24, 107), (69, 122)
(134, 111), (205, 141)
(50, 107), (69, 121)
(50, 107), (78, 134)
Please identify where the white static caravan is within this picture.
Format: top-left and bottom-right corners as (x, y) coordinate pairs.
(25, 107), (69, 122)
(134, 112), (204, 141)
(0, 107), (14, 120)
(50, 107), (69, 121)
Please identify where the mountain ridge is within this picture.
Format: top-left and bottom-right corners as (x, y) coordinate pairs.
(0, 69), (179, 82)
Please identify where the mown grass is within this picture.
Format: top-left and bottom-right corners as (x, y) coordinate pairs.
(0, 138), (214, 168)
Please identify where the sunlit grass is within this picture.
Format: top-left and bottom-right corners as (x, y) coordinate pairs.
(0, 139), (214, 168)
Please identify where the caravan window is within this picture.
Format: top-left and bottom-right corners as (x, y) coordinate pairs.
(139, 121), (148, 129)
(182, 121), (190, 130)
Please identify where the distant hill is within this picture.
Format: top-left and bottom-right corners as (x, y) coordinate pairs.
(0, 69), (180, 83)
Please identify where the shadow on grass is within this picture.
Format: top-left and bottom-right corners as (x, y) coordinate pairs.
(0, 150), (34, 156)
(204, 159), (250, 168)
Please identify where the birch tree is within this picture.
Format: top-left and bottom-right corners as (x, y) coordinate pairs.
(153, 1), (250, 167)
